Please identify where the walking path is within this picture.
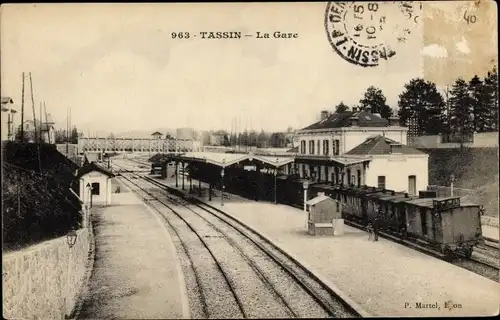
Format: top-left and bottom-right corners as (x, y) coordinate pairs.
(79, 179), (189, 319)
(160, 176), (500, 317)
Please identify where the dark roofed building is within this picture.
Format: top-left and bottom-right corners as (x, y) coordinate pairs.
(345, 135), (426, 156)
(293, 107), (427, 195)
(301, 110), (390, 131)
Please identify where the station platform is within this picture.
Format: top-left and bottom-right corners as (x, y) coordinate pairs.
(157, 175), (500, 317)
(482, 225), (499, 241)
(79, 178), (190, 319)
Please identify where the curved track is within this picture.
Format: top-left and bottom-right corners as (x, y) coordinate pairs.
(112, 161), (362, 318)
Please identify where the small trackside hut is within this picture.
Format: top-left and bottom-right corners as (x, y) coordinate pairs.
(76, 161), (115, 206)
(306, 192), (342, 236)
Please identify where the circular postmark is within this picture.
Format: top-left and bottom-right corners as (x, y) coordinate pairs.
(325, 1), (421, 67)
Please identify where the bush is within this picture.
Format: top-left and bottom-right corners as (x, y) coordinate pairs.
(2, 162), (82, 250)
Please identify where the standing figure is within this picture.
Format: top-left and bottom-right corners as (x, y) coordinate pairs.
(373, 213), (381, 242)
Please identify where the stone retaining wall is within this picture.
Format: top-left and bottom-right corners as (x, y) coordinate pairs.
(2, 228), (90, 319)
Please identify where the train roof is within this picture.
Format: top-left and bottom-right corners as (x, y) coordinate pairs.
(405, 197), (480, 209)
(379, 193), (413, 203)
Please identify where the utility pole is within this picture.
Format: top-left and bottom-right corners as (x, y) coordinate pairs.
(29, 73), (37, 143)
(39, 102), (43, 143)
(44, 102), (51, 144)
(20, 72), (25, 142)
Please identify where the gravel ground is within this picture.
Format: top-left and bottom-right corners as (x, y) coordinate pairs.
(211, 201), (500, 317)
(78, 185), (188, 319)
(130, 176), (339, 318)
(192, 205), (337, 318)
(145, 179), (352, 318)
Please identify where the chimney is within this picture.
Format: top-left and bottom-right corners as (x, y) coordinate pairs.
(364, 106), (371, 113)
(352, 107), (358, 113)
(388, 116), (400, 126)
(349, 116), (359, 126)
(320, 110), (329, 121)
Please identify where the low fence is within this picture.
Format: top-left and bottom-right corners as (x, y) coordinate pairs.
(427, 185), (477, 198)
(2, 218), (91, 319)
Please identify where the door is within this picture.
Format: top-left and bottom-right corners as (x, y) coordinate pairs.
(357, 169), (361, 187)
(408, 175), (416, 196)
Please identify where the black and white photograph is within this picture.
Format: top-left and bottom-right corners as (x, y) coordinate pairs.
(1, 2), (499, 318)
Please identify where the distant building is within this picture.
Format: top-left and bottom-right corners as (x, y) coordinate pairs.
(176, 127), (195, 140)
(293, 108), (427, 194)
(295, 108), (407, 157)
(19, 114), (55, 143)
(1, 97), (15, 141)
(151, 131), (163, 140)
(210, 133), (226, 146)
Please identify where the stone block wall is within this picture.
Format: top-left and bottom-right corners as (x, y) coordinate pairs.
(2, 228), (90, 319)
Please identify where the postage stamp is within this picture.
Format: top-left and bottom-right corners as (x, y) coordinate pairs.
(325, 1), (422, 67)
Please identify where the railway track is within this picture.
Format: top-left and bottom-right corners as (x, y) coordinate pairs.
(112, 162), (363, 318)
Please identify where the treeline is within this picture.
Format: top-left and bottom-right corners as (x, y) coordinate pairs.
(333, 66), (499, 139)
(207, 128), (295, 148)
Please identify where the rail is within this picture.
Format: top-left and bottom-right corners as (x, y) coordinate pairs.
(112, 161), (366, 317)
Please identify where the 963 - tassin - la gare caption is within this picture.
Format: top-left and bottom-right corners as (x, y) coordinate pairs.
(171, 31), (299, 39)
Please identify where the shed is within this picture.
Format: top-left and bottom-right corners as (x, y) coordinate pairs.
(75, 161), (115, 206)
(306, 192), (342, 236)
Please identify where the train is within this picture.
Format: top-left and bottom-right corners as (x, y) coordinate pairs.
(150, 158), (483, 258)
(283, 180), (483, 258)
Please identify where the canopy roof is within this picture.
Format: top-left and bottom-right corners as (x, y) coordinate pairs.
(169, 152), (294, 168)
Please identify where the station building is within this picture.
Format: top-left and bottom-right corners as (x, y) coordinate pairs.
(294, 108), (427, 194)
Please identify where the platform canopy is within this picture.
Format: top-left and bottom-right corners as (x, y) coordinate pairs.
(294, 154), (371, 168)
(168, 152), (294, 169)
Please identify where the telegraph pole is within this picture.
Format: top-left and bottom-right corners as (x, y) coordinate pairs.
(20, 73), (25, 142)
(29, 73), (37, 143)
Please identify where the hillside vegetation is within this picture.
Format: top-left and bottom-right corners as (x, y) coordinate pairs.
(423, 147), (499, 217)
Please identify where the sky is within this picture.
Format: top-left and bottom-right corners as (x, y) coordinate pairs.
(1, 2), (497, 136)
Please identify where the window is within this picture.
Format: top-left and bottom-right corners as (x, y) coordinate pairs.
(317, 140), (320, 155)
(91, 182), (100, 195)
(357, 169), (361, 187)
(300, 140), (306, 154)
(377, 176), (386, 189)
(332, 139), (340, 155)
(309, 140), (315, 154)
(323, 140), (329, 155)
(408, 175), (416, 196)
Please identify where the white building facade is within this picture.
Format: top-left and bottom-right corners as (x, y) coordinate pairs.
(294, 109), (428, 194)
(76, 162), (115, 206)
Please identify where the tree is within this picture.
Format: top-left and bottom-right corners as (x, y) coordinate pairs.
(248, 130), (258, 147)
(70, 127), (79, 144)
(483, 66), (499, 132)
(397, 78), (445, 135)
(257, 130), (269, 148)
(359, 86), (393, 119)
(468, 75), (490, 133)
(269, 132), (286, 148)
(334, 101), (349, 113)
(448, 78), (474, 144)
